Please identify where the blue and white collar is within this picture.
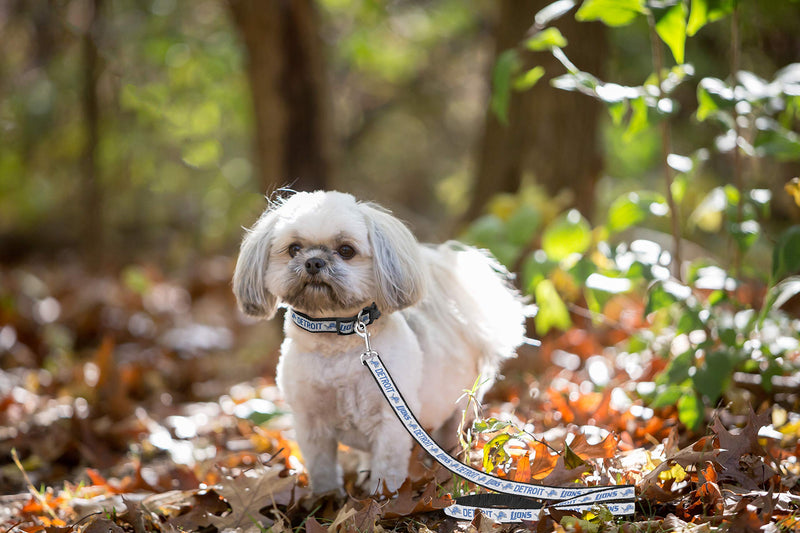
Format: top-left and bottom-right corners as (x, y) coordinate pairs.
(289, 303), (381, 335)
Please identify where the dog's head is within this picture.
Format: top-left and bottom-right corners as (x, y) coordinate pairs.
(233, 191), (425, 319)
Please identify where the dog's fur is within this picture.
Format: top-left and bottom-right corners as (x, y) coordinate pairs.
(233, 191), (526, 494)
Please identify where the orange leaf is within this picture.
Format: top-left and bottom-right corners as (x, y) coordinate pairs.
(512, 453), (531, 482)
(528, 440), (558, 480)
(569, 432), (619, 460)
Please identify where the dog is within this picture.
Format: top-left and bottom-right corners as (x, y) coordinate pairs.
(233, 190), (526, 494)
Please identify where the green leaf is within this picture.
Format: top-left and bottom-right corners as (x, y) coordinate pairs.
(660, 349), (694, 386)
(473, 418), (513, 434)
(506, 204), (542, 246)
(772, 225), (800, 280)
(623, 96), (649, 142)
(525, 28), (568, 51)
(483, 433), (511, 473)
(607, 99), (629, 126)
(692, 350), (736, 404)
(491, 50), (521, 126)
(646, 280), (691, 315)
(607, 191), (668, 233)
(729, 220), (760, 253)
(696, 77), (736, 123)
(655, 3), (688, 65)
(687, 0), (735, 37)
(182, 139), (221, 168)
(754, 123), (800, 161)
(650, 384), (683, 408)
(541, 209), (592, 261)
(522, 252), (556, 293)
(534, 279), (572, 334)
(767, 276), (800, 311)
(696, 85), (718, 122)
(677, 392), (703, 430)
(575, 0), (647, 27)
(513, 66), (546, 91)
(463, 214), (506, 246)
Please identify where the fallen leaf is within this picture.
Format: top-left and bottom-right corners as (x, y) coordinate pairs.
(512, 453), (532, 482)
(83, 517), (125, 533)
(568, 432), (618, 460)
(208, 464), (296, 532)
(713, 408), (779, 489)
(482, 433), (511, 474)
(382, 480), (452, 518)
(529, 440), (559, 480)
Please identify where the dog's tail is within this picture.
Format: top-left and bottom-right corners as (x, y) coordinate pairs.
(419, 242), (529, 371)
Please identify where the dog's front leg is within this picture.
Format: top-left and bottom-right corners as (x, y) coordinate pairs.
(294, 414), (342, 494)
(368, 415), (413, 494)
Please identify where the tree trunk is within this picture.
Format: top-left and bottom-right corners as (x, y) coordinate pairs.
(467, 0), (606, 221)
(81, 0), (103, 265)
(229, 0), (333, 194)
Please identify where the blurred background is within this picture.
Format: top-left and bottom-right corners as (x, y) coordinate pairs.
(1, 0), (797, 270)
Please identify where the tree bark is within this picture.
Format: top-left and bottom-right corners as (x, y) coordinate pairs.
(81, 0), (103, 265)
(467, 0), (606, 221)
(229, 0), (333, 194)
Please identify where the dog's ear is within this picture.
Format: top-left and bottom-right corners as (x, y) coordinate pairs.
(360, 203), (426, 312)
(233, 208), (279, 319)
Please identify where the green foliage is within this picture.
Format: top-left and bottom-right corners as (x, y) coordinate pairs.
(607, 191), (668, 233)
(541, 210), (592, 261)
(525, 28), (568, 51)
(686, 0), (736, 36)
(575, 0), (646, 27)
(472, 0), (800, 434)
(490, 50), (522, 126)
(654, 2), (688, 65)
(772, 225), (800, 280)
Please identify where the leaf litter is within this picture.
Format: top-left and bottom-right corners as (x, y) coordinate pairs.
(1, 260), (799, 531)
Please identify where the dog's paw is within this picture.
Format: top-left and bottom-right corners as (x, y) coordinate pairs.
(368, 467), (407, 495)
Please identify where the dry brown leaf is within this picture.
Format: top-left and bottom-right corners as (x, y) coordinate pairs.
(208, 464), (296, 533)
(537, 455), (591, 486)
(568, 432), (618, 460)
(529, 440), (559, 480)
(713, 408), (779, 489)
(382, 479), (452, 519)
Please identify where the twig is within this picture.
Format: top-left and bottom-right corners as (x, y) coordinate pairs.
(10, 448), (59, 521)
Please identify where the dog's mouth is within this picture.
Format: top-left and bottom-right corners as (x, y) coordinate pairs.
(305, 281), (331, 290)
(284, 277), (347, 314)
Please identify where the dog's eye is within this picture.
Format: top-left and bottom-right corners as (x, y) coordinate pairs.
(337, 244), (356, 260)
(288, 243), (302, 258)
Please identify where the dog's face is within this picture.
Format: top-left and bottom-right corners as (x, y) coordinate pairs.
(233, 191), (426, 318)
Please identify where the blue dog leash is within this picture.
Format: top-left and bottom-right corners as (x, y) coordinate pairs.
(354, 314), (636, 523)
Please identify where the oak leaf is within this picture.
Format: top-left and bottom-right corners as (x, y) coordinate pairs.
(712, 408), (779, 489)
(208, 464), (296, 533)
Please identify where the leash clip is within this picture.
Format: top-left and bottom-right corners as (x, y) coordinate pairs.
(355, 313), (378, 365)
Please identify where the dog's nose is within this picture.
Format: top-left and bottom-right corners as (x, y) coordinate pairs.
(305, 257), (326, 275)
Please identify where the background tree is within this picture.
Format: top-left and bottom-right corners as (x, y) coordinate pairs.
(467, 0), (607, 221)
(228, 0), (333, 193)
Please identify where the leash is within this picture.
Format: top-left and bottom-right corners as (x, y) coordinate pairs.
(354, 316), (636, 524)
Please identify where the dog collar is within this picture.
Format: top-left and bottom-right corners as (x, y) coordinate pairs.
(289, 303), (381, 335)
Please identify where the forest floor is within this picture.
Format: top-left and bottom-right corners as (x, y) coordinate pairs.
(1, 258), (798, 532)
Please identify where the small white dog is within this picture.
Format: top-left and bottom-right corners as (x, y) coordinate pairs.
(233, 191), (526, 494)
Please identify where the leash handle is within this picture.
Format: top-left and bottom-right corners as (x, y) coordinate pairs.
(354, 316), (635, 522)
